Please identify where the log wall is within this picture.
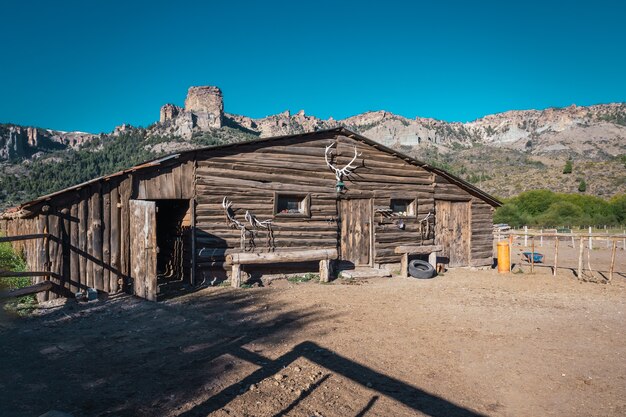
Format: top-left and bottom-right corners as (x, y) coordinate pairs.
(0, 161), (194, 299)
(0, 131), (497, 299)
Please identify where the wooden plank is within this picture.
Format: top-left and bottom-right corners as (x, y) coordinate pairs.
(78, 191), (88, 290)
(0, 234), (49, 243)
(48, 212), (60, 300)
(129, 200), (157, 301)
(70, 203), (80, 292)
(92, 184), (104, 291)
(102, 184), (111, 292)
(0, 281), (54, 300)
(0, 271), (59, 278)
(120, 177), (131, 291)
(110, 186), (121, 293)
(394, 245), (443, 254)
(61, 209), (71, 292)
(227, 248), (338, 265)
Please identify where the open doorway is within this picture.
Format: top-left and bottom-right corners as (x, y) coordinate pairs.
(155, 199), (192, 294)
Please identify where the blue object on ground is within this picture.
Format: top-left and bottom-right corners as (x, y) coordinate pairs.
(522, 252), (544, 263)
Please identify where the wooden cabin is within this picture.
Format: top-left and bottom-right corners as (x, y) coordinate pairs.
(0, 128), (501, 301)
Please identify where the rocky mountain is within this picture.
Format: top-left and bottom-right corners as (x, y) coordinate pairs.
(1, 85), (625, 203)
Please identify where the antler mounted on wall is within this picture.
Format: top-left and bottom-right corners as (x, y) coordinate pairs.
(324, 142), (362, 182)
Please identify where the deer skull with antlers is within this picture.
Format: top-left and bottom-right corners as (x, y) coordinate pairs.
(324, 142), (362, 182)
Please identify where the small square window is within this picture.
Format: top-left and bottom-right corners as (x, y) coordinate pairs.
(390, 198), (416, 216)
(274, 193), (310, 217)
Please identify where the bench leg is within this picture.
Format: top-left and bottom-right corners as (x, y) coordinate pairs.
(400, 253), (408, 279)
(319, 259), (331, 283)
(231, 264), (242, 288)
(428, 252), (437, 268)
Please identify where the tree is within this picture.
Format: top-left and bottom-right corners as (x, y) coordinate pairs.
(578, 179), (587, 192)
(563, 159), (573, 174)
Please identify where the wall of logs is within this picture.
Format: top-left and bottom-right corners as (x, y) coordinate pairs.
(1, 130), (496, 299)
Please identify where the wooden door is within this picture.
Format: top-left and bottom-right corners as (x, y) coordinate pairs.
(340, 199), (372, 266)
(130, 200), (157, 301)
(435, 200), (470, 267)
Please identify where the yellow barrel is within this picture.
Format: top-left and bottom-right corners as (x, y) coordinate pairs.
(497, 240), (510, 273)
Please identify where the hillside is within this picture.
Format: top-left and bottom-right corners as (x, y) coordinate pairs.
(1, 85), (625, 209)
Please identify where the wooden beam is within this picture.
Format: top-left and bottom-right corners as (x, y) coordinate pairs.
(0, 281), (54, 300)
(0, 234), (49, 243)
(394, 245), (443, 255)
(0, 271), (59, 278)
(227, 248), (338, 265)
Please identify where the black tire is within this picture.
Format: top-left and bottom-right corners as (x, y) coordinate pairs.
(408, 259), (436, 279)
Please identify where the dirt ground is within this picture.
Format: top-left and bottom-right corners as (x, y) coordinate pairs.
(1, 262), (626, 417)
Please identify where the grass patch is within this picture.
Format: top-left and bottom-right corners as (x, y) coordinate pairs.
(287, 273), (319, 284)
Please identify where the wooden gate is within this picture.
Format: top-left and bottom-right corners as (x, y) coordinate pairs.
(129, 200), (157, 301)
(435, 200), (470, 267)
(340, 199), (372, 266)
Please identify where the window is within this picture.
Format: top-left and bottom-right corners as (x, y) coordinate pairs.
(274, 193), (311, 217)
(390, 198), (416, 217)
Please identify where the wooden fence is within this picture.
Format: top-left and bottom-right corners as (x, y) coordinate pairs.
(0, 234), (64, 300)
(495, 229), (625, 282)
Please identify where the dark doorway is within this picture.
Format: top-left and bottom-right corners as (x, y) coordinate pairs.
(155, 199), (192, 295)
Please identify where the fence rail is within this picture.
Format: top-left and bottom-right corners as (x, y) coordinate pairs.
(495, 228), (623, 281)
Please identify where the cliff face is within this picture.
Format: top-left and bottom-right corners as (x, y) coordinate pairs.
(0, 125), (94, 160)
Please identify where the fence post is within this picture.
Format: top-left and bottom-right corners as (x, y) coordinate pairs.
(588, 226), (593, 250)
(540, 229), (543, 247)
(553, 236), (558, 277)
(530, 236), (535, 273)
(609, 240), (617, 282)
(524, 226), (528, 247)
(578, 237), (584, 279)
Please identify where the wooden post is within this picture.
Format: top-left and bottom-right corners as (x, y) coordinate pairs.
(508, 234), (513, 272)
(319, 259), (331, 283)
(428, 251), (437, 269)
(102, 185), (111, 293)
(553, 236), (558, 277)
(609, 240), (617, 282)
(540, 229), (543, 247)
(191, 198), (196, 287)
(231, 263), (242, 288)
(530, 236), (535, 273)
(623, 230), (625, 251)
(578, 237), (584, 279)
(110, 187), (121, 293)
(400, 253), (408, 279)
(524, 226), (528, 247)
(70, 203), (79, 293)
(588, 226), (593, 250)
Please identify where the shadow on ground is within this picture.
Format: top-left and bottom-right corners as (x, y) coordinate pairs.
(0, 288), (485, 417)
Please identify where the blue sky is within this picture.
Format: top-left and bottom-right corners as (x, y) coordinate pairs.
(1, 0), (625, 133)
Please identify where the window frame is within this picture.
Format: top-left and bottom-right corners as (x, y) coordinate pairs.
(273, 192), (311, 218)
(389, 197), (417, 218)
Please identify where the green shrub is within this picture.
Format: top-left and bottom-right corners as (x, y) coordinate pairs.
(494, 190), (623, 227)
(563, 159), (573, 174)
(0, 240), (28, 290)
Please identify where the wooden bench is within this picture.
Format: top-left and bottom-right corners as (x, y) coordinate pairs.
(394, 245), (443, 278)
(226, 248), (338, 287)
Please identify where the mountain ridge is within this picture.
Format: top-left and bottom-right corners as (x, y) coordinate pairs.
(1, 86), (625, 206)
